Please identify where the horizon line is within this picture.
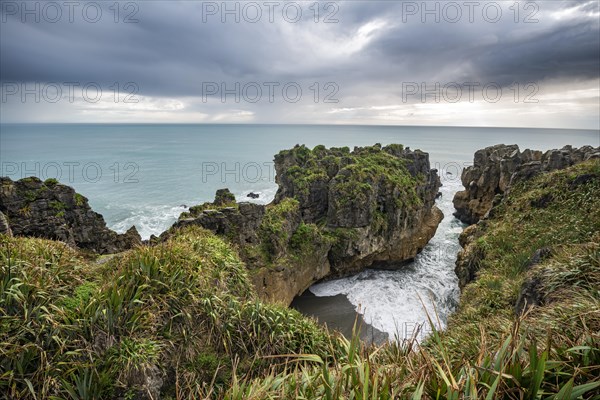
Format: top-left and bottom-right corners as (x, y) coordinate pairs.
(1, 122), (599, 132)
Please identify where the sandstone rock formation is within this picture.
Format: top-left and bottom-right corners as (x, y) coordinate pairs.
(0, 177), (141, 254)
(453, 144), (599, 224)
(454, 223), (485, 288)
(171, 144), (443, 304)
(174, 202), (265, 246)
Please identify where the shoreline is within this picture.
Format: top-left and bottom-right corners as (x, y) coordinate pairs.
(291, 290), (389, 345)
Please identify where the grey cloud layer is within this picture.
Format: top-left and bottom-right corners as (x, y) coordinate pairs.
(1, 1), (599, 113)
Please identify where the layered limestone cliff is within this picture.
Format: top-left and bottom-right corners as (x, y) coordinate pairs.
(273, 144), (442, 275)
(171, 144), (443, 304)
(0, 177), (141, 254)
(453, 144), (600, 225)
(454, 146), (600, 290)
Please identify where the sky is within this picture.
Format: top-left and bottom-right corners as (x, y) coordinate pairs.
(1, 0), (599, 128)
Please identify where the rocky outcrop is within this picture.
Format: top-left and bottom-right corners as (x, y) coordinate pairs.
(172, 144), (443, 304)
(454, 224), (485, 288)
(172, 202), (265, 246)
(454, 146), (600, 290)
(0, 177), (141, 254)
(274, 144), (442, 276)
(514, 247), (553, 315)
(250, 239), (331, 306)
(214, 188), (236, 205)
(453, 144), (599, 224)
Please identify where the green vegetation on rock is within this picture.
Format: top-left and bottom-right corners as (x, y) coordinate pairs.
(179, 189), (239, 220)
(447, 160), (600, 360)
(179, 201), (239, 220)
(172, 143), (441, 303)
(258, 198), (299, 259)
(74, 192), (86, 206)
(277, 144), (422, 208)
(44, 178), (59, 186)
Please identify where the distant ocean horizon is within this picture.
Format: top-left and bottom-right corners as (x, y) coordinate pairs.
(2, 123), (598, 339)
(2, 123), (597, 239)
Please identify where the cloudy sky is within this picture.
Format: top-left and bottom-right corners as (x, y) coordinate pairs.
(1, 0), (599, 128)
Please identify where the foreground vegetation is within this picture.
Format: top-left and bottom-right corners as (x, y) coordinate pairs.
(1, 160), (599, 399)
(0, 227), (332, 399)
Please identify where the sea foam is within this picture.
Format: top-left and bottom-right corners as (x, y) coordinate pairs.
(309, 171), (463, 341)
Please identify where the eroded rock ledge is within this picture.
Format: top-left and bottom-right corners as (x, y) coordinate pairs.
(454, 145), (600, 289)
(453, 144), (600, 225)
(168, 144), (443, 305)
(0, 177), (141, 254)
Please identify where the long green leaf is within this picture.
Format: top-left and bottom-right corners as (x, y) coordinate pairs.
(411, 381), (425, 400)
(485, 373), (501, 400)
(529, 349), (547, 399)
(549, 378), (573, 400)
(569, 381), (600, 399)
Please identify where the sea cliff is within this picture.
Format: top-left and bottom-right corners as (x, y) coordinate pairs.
(453, 144), (599, 224)
(168, 143), (443, 304)
(0, 176), (141, 254)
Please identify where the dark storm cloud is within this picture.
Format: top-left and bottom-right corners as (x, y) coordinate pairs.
(0, 3), (277, 96)
(360, 1), (600, 88)
(0, 0), (598, 103)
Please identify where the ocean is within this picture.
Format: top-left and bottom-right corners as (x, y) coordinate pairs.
(1, 124), (598, 340)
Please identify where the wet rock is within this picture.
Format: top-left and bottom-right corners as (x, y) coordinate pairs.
(247, 192), (260, 199)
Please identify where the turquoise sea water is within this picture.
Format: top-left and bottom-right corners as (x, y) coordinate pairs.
(2, 124), (597, 238)
(2, 124), (598, 339)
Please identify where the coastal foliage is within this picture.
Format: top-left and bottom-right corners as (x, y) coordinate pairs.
(446, 160), (600, 358)
(258, 198), (300, 261)
(1, 161), (598, 399)
(0, 227), (332, 399)
(278, 144), (422, 208)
